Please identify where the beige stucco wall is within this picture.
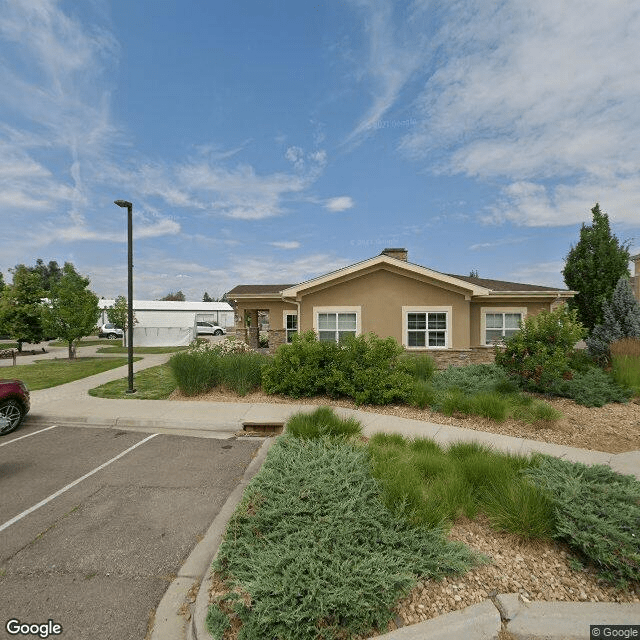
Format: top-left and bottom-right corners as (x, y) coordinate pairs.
(297, 266), (472, 349)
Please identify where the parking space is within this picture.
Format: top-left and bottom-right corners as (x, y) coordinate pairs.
(0, 425), (259, 640)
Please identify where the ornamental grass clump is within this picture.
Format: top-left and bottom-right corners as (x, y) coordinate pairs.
(209, 436), (481, 640)
(286, 406), (362, 439)
(168, 349), (220, 396)
(169, 340), (267, 396)
(610, 338), (640, 396)
(368, 434), (555, 538)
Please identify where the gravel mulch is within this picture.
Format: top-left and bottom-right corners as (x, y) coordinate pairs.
(177, 387), (640, 634)
(171, 388), (640, 454)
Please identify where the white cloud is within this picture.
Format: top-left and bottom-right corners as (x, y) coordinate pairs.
(344, 0), (427, 145)
(325, 196), (355, 212)
(270, 241), (301, 250)
(285, 146), (305, 171)
(509, 261), (567, 289)
(126, 147), (328, 221)
(468, 236), (530, 251)
(399, 0), (640, 227)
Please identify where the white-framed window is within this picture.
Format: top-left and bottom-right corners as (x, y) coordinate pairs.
(313, 306), (361, 343)
(402, 306), (451, 349)
(285, 313), (298, 343)
(481, 308), (526, 345)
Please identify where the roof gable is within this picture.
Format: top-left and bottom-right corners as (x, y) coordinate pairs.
(281, 255), (491, 298)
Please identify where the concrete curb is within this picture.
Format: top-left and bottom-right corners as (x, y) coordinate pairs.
(26, 414), (238, 438)
(150, 436), (275, 640)
(366, 595), (640, 640)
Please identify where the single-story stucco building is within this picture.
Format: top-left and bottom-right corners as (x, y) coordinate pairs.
(227, 248), (576, 367)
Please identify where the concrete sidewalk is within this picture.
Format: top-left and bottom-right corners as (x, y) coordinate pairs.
(24, 353), (640, 479)
(12, 354), (640, 640)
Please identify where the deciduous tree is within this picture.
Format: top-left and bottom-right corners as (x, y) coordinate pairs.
(160, 290), (186, 301)
(42, 264), (100, 359)
(0, 266), (45, 351)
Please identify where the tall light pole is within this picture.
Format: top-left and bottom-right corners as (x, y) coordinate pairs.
(114, 199), (136, 394)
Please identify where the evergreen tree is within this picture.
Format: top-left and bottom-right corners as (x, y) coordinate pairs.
(203, 291), (213, 302)
(0, 266), (45, 351)
(586, 276), (640, 362)
(563, 203), (630, 331)
(42, 264), (100, 359)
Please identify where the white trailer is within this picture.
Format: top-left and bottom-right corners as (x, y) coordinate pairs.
(98, 300), (234, 328)
(97, 299), (234, 346)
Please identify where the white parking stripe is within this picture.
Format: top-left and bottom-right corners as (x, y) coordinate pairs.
(0, 425), (57, 448)
(0, 433), (159, 533)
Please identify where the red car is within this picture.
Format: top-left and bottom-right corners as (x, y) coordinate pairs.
(0, 379), (30, 436)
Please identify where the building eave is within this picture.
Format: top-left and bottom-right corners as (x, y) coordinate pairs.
(281, 255), (491, 298)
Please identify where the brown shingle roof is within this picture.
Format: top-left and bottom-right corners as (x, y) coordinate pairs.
(227, 284), (296, 296)
(446, 274), (565, 292)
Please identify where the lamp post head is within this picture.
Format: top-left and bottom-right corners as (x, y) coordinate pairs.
(114, 199), (132, 208)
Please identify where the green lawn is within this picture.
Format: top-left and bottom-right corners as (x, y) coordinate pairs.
(2, 357), (139, 390)
(48, 339), (105, 347)
(96, 345), (189, 355)
(88, 363), (177, 399)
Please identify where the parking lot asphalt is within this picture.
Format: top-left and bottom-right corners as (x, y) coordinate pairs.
(0, 424), (259, 640)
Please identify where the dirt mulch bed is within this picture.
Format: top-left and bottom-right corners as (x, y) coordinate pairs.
(170, 388), (640, 454)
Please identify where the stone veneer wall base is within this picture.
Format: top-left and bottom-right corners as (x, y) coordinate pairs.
(415, 348), (496, 369)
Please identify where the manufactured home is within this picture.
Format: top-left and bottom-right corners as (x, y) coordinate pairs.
(227, 248), (576, 366)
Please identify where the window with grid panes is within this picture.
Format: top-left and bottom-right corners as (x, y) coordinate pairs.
(317, 312), (357, 343)
(407, 312), (447, 347)
(285, 313), (298, 342)
(485, 312), (522, 344)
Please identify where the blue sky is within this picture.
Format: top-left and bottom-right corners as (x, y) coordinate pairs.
(1, 0), (639, 300)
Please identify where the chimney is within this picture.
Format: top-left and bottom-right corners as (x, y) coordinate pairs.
(381, 248), (408, 262)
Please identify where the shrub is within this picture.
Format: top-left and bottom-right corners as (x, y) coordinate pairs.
(262, 331), (414, 405)
(211, 337), (255, 355)
(549, 367), (632, 407)
(430, 364), (511, 396)
(286, 406), (362, 439)
(212, 437), (480, 639)
(495, 305), (586, 392)
(262, 331), (338, 398)
(324, 334), (415, 405)
(525, 456), (640, 586)
(586, 277), (640, 364)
